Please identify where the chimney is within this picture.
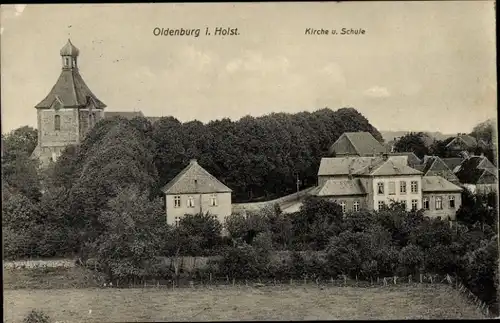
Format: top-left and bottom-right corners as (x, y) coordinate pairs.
(190, 159), (198, 165)
(348, 167), (353, 179)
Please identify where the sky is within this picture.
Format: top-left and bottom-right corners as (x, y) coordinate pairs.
(0, 2), (497, 134)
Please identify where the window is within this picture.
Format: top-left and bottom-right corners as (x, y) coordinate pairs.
(174, 195), (181, 208)
(340, 201), (346, 213)
(411, 181), (418, 193)
(411, 199), (418, 211)
(174, 216), (180, 227)
(449, 196), (455, 209)
(54, 115), (61, 131)
(388, 181), (395, 195)
(64, 57), (70, 66)
(187, 196), (195, 208)
(423, 198), (430, 210)
(210, 193), (218, 207)
(51, 152), (58, 162)
(400, 181), (407, 194)
(353, 201), (360, 212)
(377, 182), (384, 195)
(378, 201), (385, 210)
(435, 197), (443, 210)
(401, 200), (407, 210)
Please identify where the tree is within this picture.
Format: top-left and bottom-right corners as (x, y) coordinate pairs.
(393, 132), (429, 159)
(471, 118), (495, 146)
(429, 137), (455, 158)
(2, 126), (42, 202)
(86, 186), (166, 283)
(2, 193), (43, 259)
(292, 196), (343, 250)
(174, 213), (223, 255)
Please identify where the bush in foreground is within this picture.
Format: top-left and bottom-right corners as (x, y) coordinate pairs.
(23, 309), (50, 323)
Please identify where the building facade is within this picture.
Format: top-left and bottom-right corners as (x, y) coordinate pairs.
(315, 151), (462, 217)
(32, 39), (107, 167)
(161, 159), (233, 225)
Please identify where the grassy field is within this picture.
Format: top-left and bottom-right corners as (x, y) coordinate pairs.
(3, 268), (486, 322)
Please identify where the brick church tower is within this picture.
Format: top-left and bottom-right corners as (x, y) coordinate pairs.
(32, 39), (106, 167)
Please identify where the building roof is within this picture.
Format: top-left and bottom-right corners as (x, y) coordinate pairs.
(422, 176), (463, 193)
(456, 156), (498, 184)
(35, 40), (105, 109)
(314, 178), (366, 196)
(329, 132), (387, 156)
(446, 134), (478, 149)
(60, 39), (79, 57)
(104, 111), (145, 119)
(357, 158), (423, 176)
(441, 157), (464, 172)
(420, 156), (460, 183)
(35, 69), (106, 109)
(161, 159), (232, 194)
(318, 155), (408, 176)
(389, 152), (421, 167)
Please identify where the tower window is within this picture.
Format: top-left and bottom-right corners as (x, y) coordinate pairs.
(54, 115), (61, 131)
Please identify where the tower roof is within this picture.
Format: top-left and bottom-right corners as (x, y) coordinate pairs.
(35, 39), (105, 109)
(60, 39), (79, 57)
(35, 69), (106, 109)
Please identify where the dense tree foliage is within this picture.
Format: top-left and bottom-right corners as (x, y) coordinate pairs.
(393, 132), (429, 159)
(152, 108), (382, 202)
(2, 126), (41, 201)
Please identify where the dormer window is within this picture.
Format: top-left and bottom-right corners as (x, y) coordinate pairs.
(54, 115), (61, 131)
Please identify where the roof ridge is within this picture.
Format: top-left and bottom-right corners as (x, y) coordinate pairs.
(345, 133), (363, 156)
(70, 70), (79, 106)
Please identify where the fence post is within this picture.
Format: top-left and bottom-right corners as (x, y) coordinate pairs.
(226, 275), (229, 284)
(210, 273), (212, 283)
(420, 273), (423, 283)
(393, 276), (397, 285)
(233, 278), (235, 286)
(408, 275), (411, 284)
(330, 277), (333, 284)
(290, 278), (293, 285)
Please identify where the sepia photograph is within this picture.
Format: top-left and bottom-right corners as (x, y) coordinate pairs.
(1, 2), (498, 322)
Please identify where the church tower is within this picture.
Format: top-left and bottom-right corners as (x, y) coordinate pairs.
(32, 39), (106, 167)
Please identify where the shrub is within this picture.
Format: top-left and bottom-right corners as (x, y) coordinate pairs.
(23, 310), (50, 323)
(217, 244), (270, 279)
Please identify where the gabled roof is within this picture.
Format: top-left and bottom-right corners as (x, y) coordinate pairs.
(441, 157), (464, 172)
(420, 156), (460, 183)
(318, 156), (408, 177)
(318, 157), (376, 176)
(455, 156), (498, 184)
(422, 176), (463, 193)
(329, 132), (387, 156)
(389, 152), (421, 167)
(314, 178), (366, 196)
(446, 134), (478, 149)
(104, 111), (145, 119)
(161, 159), (232, 194)
(476, 156), (496, 170)
(35, 69), (106, 109)
(361, 159), (423, 176)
